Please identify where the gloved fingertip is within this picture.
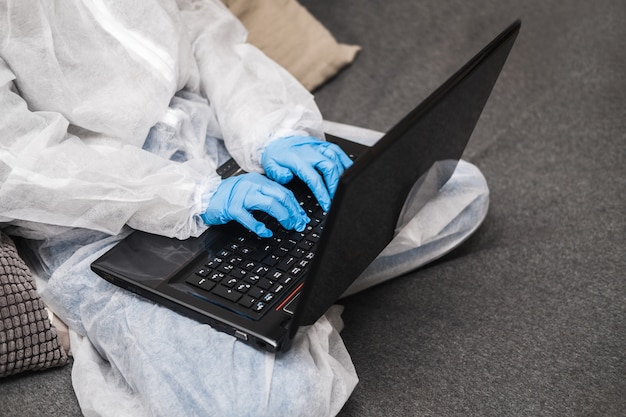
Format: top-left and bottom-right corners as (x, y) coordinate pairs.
(275, 170), (294, 184)
(315, 195), (331, 212)
(296, 215), (310, 232)
(251, 222), (273, 238)
(257, 228), (273, 238)
(284, 215), (306, 232)
(265, 164), (293, 184)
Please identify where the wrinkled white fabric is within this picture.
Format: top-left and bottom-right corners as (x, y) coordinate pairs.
(68, 309), (357, 417)
(0, 0), (323, 240)
(36, 230), (357, 417)
(21, 222), (358, 417)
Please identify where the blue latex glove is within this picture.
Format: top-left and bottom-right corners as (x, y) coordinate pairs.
(261, 136), (353, 211)
(201, 172), (310, 238)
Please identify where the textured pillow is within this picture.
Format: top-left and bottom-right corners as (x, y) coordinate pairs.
(223, 0), (361, 91)
(0, 232), (68, 377)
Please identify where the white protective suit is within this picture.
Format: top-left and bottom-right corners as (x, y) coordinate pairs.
(0, 1), (490, 416)
(0, 0), (322, 240)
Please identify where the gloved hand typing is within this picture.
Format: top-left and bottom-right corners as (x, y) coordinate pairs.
(201, 173), (309, 238)
(261, 136), (353, 212)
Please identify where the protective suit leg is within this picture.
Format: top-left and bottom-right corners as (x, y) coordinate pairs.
(38, 232), (358, 417)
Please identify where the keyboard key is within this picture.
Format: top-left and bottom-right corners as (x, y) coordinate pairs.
(228, 255), (243, 265)
(231, 268), (247, 279)
(264, 254), (280, 266)
(218, 263), (234, 274)
(244, 274), (261, 285)
(235, 282), (252, 293)
(205, 258), (222, 268)
(248, 287), (266, 299)
(208, 271), (225, 282)
(223, 277), (239, 288)
(217, 249), (232, 258)
(241, 260), (256, 270)
(297, 240), (314, 250)
(238, 295), (256, 308)
(251, 244), (272, 262)
(256, 278), (274, 290)
(261, 292), (275, 303)
(290, 247), (307, 258)
(195, 267), (211, 277)
(253, 265), (269, 276)
(289, 266), (304, 277)
(276, 256), (296, 271)
(281, 239), (298, 249)
(270, 283), (285, 294)
(267, 269), (284, 281)
(186, 276), (216, 292)
(280, 275), (295, 286)
(274, 246), (289, 257)
(252, 301), (266, 312)
(212, 285), (242, 303)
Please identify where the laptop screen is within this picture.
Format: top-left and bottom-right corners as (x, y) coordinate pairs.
(294, 21), (520, 327)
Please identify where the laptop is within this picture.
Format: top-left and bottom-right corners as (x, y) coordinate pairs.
(91, 20), (520, 353)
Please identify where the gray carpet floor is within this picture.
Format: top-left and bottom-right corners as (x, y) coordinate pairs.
(2, 0), (624, 416)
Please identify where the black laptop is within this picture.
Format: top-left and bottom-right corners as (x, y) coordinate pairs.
(91, 21), (520, 353)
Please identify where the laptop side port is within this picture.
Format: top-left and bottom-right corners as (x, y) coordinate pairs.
(234, 329), (248, 341)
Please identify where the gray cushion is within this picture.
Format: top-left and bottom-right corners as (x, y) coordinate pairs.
(0, 232), (68, 378)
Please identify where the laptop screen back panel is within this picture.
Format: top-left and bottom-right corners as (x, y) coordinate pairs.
(293, 21), (520, 327)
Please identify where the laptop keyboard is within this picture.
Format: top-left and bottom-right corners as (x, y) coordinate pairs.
(185, 186), (326, 319)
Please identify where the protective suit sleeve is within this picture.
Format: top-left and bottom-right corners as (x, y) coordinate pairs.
(176, 0), (325, 173)
(0, 59), (219, 240)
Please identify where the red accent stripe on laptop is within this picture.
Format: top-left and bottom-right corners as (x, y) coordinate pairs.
(276, 282), (304, 311)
